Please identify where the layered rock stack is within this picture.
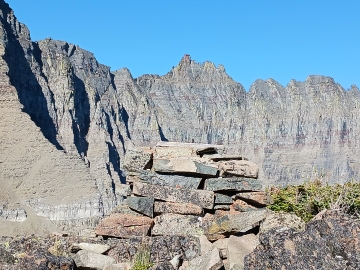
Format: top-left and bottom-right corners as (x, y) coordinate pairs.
(95, 142), (273, 269)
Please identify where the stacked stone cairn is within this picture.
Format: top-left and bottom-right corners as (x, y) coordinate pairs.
(95, 142), (274, 270)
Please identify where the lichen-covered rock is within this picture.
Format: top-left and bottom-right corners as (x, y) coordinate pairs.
(204, 177), (262, 192)
(205, 209), (268, 237)
(260, 211), (305, 234)
(245, 211), (360, 270)
(122, 148), (153, 173)
(133, 182), (214, 209)
(107, 236), (200, 263)
(130, 170), (202, 189)
(152, 214), (204, 236)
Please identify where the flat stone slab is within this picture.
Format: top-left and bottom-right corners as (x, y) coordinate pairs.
(74, 243), (111, 254)
(205, 209), (269, 236)
(215, 193), (233, 204)
(218, 160), (259, 178)
(133, 182), (214, 209)
(204, 177), (262, 192)
(154, 201), (203, 215)
(127, 196), (154, 217)
(95, 214), (153, 238)
(234, 191), (273, 206)
(188, 248), (223, 270)
(208, 155), (247, 161)
(73, 250), (116, 270)
(129, 170), (202, 189)
(152, 214), (204, 236)
(153, 158), (218, 176)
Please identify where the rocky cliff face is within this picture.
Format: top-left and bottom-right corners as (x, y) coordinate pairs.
(0, 0), (360, 234)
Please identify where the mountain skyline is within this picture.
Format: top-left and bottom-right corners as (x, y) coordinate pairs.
(6, 0), (360, 91)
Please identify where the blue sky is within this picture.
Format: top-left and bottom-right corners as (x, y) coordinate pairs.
(6, 0), (360, 91)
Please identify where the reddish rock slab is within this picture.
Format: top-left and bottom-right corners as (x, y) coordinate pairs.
(95, 214), (153, 238)
(234, 191), (273, 206)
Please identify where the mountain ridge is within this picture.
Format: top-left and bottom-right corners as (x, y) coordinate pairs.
(0, 0), (360, 235)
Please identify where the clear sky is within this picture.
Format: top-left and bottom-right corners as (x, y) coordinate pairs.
(6, 0), (360, 91)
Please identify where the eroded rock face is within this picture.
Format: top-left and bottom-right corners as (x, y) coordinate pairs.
(2, 0), (360, 237)
(245, 211), (360, 270)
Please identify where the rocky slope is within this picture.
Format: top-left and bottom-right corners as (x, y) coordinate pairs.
(0, 0), (360, 235)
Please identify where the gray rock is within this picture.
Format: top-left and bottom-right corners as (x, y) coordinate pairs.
(133, 182), (214, 209)
(204, 177), (262, 192)
(215, 194), (233, 204)
(149, 261), (175, 270)
(213, 238), (229, 259)
(131, 170), (202, 189)
(198, 235), (213, 255)
(153, 158), (218, 177)
(152, 214), (204, 236)
(73, 250), (115, 270)
(188, 248), (223, 270)
(154, 201), (203, 215)
(227, 234), (259, 270)
(127, 196), (154, 217)
(75, 242), (110, 254)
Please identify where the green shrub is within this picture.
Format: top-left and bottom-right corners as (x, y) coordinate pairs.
(267, 179), (360, 222)
(131, 243), (154, 270)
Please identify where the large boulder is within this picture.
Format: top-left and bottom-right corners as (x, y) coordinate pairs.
(245, 211), (360, 270)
